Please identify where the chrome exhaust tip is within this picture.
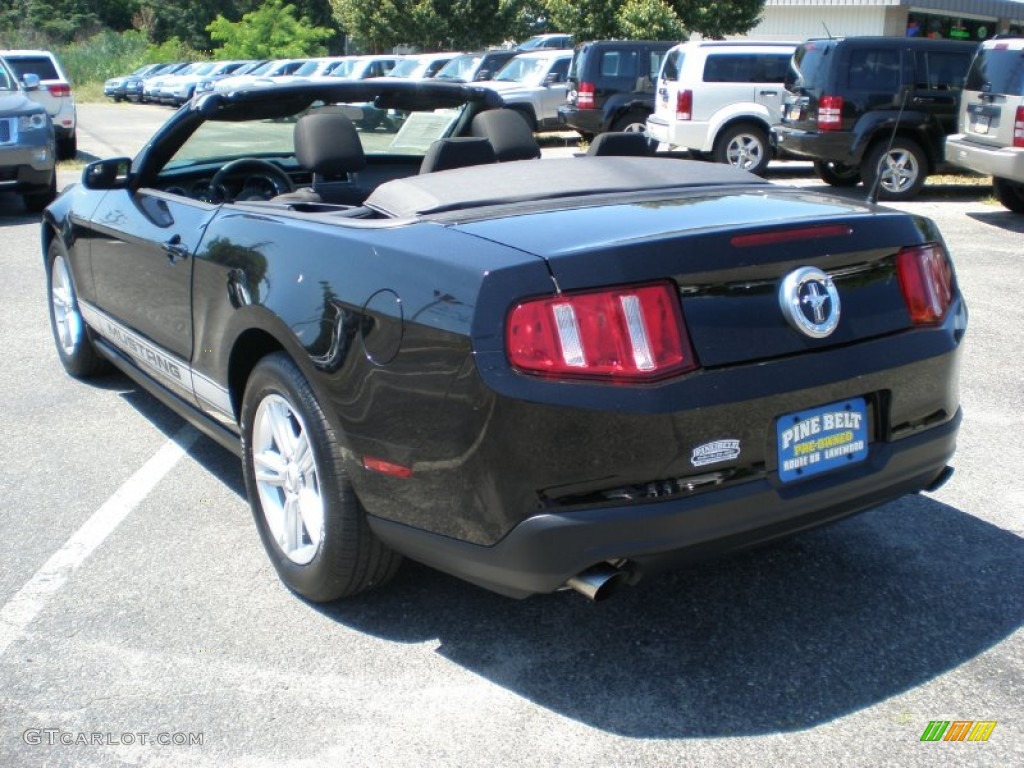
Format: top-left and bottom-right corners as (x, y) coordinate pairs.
(565, 564), (628, 602)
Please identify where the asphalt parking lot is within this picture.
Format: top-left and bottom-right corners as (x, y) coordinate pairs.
(0, 103), (1021, 768)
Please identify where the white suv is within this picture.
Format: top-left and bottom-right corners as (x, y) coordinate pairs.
(646, 41), (796, 175)
(946, 37), (1024, 213)
(0, 49), (76, 159)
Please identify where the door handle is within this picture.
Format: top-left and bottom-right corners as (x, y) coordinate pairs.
(759, 90), (778, 96)
(163, 235), (190, 264)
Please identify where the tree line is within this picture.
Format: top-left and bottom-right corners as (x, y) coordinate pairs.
(1, 0), (765, 71)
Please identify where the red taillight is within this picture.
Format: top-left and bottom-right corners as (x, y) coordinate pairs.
(1014, 105), (1024, 148)
(676, 89), (692, 121)
(46, 83), (72, 98)
(506, 281), (698, 382)
(577, 81), (595, 109)
(818, 95), (842, 131)
(896, 244), (955, 325)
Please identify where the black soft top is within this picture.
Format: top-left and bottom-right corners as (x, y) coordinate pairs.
(364, 156), (766, 218)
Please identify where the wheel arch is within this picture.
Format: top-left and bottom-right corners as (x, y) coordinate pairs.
(712, 116), (772, 152)
(226, 328), (287, 423)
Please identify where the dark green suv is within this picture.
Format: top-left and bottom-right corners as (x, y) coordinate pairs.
(772, 36), (976, 200)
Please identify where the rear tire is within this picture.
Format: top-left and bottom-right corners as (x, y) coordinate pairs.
(46, 240), (109, 378)
(813, 160), (861, 187)
(611, 111), (649, 134)
(861, 138), (927, 200)
(241, 353), (402, 602)
(993, 177), (1024, 213)
(714, 123), (770, 175)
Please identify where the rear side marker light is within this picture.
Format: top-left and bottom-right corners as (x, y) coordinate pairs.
(363, 457), (413, 478)
(507, 281), (698, 382)
(896, 244), (954, 325)
(819, 95), (842, 131)
(1014, 105), (1024, 148)
(676, 89), (692, 121)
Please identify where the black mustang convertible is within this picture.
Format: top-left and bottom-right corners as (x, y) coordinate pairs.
(43, 80), (966, 602)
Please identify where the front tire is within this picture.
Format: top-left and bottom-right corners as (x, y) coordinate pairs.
(861, 138), (927, 200)
(993, 177), (1024, 213)
(714, 123), (770, 175)
(46, 240), (109, 378)
(241, 353), (401, 602)
(24, 174), (57, 213)
(814, 160), (861, 187)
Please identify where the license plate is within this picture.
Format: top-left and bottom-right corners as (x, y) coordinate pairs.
(972, 114), (990, 134)
(786, 105), (801, 121)
(777, 398), (868, 483)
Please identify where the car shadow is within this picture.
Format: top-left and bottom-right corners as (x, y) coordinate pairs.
(111, 375), (1022, 739)
(966, 210), (1024, 232)
(0, 191), (40, 224)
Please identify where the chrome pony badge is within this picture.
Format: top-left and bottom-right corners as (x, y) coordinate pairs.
(779, 267), (840, 338)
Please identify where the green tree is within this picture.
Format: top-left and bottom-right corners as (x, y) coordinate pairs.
(208, 0), (334, 58)
(541, 0), (618, 42)
(617, 0), (684, 41)
(670, 0), (764, 39)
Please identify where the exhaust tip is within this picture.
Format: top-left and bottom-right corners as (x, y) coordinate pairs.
(565, 564), (628, 602)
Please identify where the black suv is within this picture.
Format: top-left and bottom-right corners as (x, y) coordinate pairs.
(559, 40), (675, 139)
(772, 36), (976, 199)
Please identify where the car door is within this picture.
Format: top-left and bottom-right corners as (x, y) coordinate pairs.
(753, 52), (792, 123)
(87, 186), (214, 400)
(539, 56), (571, 122)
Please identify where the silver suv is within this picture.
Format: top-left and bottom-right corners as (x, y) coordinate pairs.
(646, 41), (796, 175)
(0, 49), (76, 160)
(946, 37), (1024, 213)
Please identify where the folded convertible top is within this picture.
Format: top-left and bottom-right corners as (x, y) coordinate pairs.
(365, 156), (768, 218)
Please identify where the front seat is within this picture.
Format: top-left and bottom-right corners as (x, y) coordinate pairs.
(419, 137), (497, 173)
(470, 109), (541, 161)
(275, 111), (366, 204)
(587, 131), (654, 157)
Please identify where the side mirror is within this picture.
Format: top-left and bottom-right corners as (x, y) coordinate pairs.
(83, 157), (132, 190)
(20, 73), (40, 91)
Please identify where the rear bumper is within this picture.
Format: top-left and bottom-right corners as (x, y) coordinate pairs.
(558, 106), (605, 136)
(644, 115), (715, 152)
(771, 125), (857, 164)
(945, 134), (1024, 183)
(370, 410), (960, 598)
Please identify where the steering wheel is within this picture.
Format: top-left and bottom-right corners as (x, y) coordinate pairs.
(210, 158), (294, 202)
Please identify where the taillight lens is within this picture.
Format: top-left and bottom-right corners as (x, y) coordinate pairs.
(818, 95), (842, 131)
(577, 81), (594, 109)
(1014, 105), (1024, 148)
(676, 89), (692, 121)
(507, 281), (698, 382)
(47, 83), (72, 98)
(896, 244), (955, 325)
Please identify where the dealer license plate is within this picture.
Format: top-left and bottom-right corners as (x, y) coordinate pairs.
(777, 398), (868, 483)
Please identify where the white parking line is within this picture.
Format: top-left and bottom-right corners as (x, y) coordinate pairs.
(0, 425), (199, 657)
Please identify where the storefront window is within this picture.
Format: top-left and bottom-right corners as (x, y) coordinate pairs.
(907, 13), (994, 41)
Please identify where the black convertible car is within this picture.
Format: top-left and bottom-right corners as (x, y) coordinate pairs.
(43, 80), (966, 602)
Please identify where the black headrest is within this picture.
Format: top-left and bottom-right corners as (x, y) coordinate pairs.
(294, 112), (366, 175)
(587, 131), (654, 157)
(419, 137), (497, 173)
(470, 109), (541, 161)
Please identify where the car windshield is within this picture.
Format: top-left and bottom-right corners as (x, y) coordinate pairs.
(293, 60), (323, 77)
(330, 60), (362, 78)
(388, 59), (421, 78)
(163, 100), (467, 172)
(436, 55), (479, 81)
(494, 57), (546, 83)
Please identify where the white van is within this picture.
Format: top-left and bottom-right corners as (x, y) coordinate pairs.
(646, 41), (796, 174)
